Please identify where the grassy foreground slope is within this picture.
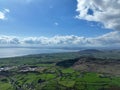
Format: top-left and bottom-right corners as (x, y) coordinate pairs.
(0, 67), (120, 90)
(0, 49), (120, 90)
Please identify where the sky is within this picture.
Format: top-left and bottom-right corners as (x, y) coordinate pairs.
(0, 0), (120, 48)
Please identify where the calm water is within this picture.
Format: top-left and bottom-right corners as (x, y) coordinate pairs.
(0, 48), (77, 58)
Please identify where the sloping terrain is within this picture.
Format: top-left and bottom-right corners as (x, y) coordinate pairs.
(79, 49), (103, 54)
(0, 49), (120, 90)
(56, 56), (120, 76)
(73, 57), (120, 76)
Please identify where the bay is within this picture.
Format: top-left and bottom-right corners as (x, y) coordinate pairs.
(0, 47), (77, 58)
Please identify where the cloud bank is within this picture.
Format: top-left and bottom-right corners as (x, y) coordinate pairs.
(0, 31), (120, 47)
(76, 0), (120, 30)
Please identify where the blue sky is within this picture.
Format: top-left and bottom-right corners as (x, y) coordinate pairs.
(0, 0), (120, 47)
(0, 0), (111, 37)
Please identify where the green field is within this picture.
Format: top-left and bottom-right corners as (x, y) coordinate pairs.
(0, 50), (120, 90)
(0, 68), (120, 90)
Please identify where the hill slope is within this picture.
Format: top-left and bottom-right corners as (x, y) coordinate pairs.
(56, 56), (120, 76)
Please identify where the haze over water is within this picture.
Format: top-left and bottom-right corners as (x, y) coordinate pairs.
(0, 47), (77, 58)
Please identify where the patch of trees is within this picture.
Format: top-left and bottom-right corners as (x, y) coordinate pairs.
(56, 56), (120, 68)
(56, 58), (80, 68)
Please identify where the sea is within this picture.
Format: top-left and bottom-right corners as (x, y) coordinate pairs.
(0, 47), (78, 58)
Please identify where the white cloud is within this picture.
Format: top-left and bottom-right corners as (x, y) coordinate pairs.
(0, 9), (10, 20)
(94, 31), (120, 46)
(76, 0), (120, 30)
(0, 36), (20, 44)
(54, 22), (59, 26)
(4, 9), (10, 13)
(0, 31), (120, 47)
(0, 12), (5, 20)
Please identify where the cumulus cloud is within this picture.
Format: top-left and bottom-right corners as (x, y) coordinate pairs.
(0, 31), (120, 47)
(22, 35), (87, 46)
(0, 11), (5, 20)
(97, 31), (120, 44)
(0, 36), (20, 45)
(0, 8), (10, 20)
(76, 0), (120, 30)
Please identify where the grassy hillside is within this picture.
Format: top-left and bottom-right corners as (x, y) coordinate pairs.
(0, 49), (120, 90)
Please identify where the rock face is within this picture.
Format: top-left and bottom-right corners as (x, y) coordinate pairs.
(56, 57), (120, 76)
(73, 57), (120, 76)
